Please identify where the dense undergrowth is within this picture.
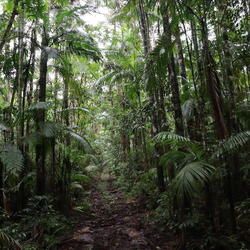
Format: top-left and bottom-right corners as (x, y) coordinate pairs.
(1, 0), (250, 249)
(111, 161), (250, 250)
(105, 140), (250, 250)
(0, 153), (99, 250)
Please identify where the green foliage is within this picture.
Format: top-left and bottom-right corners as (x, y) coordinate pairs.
(154, 132), (191, 144)
(58, 107), (90, 114)
(72, 174), (91, 184)
(174, 161), (215, 202)
(182, 99), (195, 121)
(0, 230), (21, 250)
(71, 181), (83, 191)
(0, 0), (249, 248)
(0, 121), (10, 131)
(67, 130), (93, 154)
(15, 196), (70, 249)
(215, 131), (250, 157)
(0, 145), (23, 176)
(27, 102), (50, 111)
(63, 30), (101, 61)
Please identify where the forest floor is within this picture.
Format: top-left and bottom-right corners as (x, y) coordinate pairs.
(57, 175), (177, 250)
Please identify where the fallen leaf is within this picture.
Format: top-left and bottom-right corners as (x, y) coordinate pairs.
(77, 227), (92, 233)
(128, 230), (141, 238)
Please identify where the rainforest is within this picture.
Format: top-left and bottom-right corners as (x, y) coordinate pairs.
(0, 0), (250, 249)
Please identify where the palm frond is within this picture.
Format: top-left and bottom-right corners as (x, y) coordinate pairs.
(0, 230), (22, 249)
(182, 99), (195, 121)
(94, 71), (116, 89)
(40, 121), (61, 138)
(174, 161), (215, 202)
(71, 181), (83, 191)
(110, 71), (134, 84)
(0, 121), (10, 131)
(23, 122), (62, 146)
(67, 130), (93, 154)
(214, 131), (250, 157)
(154, 132), (191, 143)
(236, 104), (250, 128)
(55, 6), (90, 25)
(27, 102), (50, 111)
(160, 150), (187, 166)
(58, 107), (90, 113)
(0, 145), (23, 177)
(148, 34), (171, 60)
(144, 34), (175, 91)
(63, 30), (101, 61)
(45, 46), (61, 59)
(72, 174), (90, 184)
(111, 0), (137, 23)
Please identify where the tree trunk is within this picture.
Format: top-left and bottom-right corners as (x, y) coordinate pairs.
(35, 26), (48, 195)
(0, 0), (19, 53)
(201, 19), (236, 233)
(138, 0), (166, 192)
(0, 161), (4, 209)
(161, 8), (184, 136)
(61, 74), (71, 211)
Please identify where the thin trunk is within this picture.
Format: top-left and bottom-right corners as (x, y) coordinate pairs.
(138, 92), (149, 169)
(175, 26), (187, 90)
(201, 19), (236, 233)
(138, 0), (151, 55)
(17, 8), (27, 210)
(191, 21), (206, 146)
(26, 28), (36, 139)
(0, 0), (19, 53)
(50, 72), (58, 194)
(17, 7), (24, 148)
(35, 26), (48, 195)
(61, 75), (71, 211)
(161, 8), (184, 136)
(138, 0), (166, 192)
(0, 161), (4, 209)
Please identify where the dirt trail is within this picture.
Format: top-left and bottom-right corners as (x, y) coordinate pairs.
(58, 176), (174, 250)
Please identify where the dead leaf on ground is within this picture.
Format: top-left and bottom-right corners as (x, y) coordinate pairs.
(77, 227), (93, 233)
(127, 229), (141, 238)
